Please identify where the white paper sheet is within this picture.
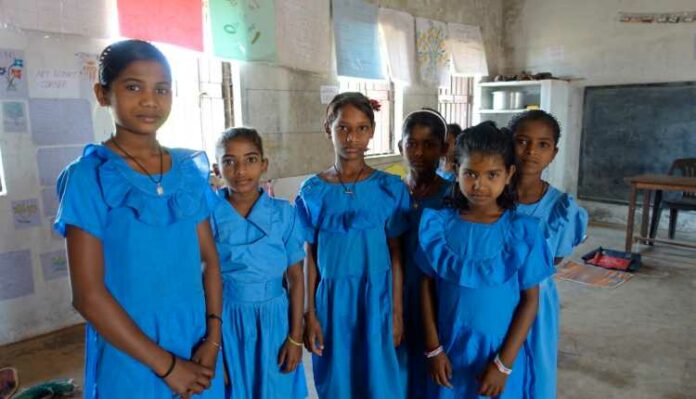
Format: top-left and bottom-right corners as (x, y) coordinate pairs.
(276, 0), (331, 74)
(378, 8), (416, 85)
(447, 23), (488, 76)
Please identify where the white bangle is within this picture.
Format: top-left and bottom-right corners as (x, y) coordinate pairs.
(494, 354), (512, 375)
(425, 346), (444, 359)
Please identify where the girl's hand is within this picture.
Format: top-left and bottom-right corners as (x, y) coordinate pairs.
(163, 356), (214, 397)
(392, 311), (404, 347)
(477, 361), (509, 397)
(192, 339), (219, 374)
(303, 312), (324, 356)
(428, 352), (453, 388)
(277, 337), (303, 373)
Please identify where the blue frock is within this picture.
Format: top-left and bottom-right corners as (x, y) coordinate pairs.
(54, 144), (224, 398)
(295, 170), (411, 399)
(210, 188), (308, 399)
(417, 209), (554, 399)
(398, 181), (451, 399)
(516, 186), (588, 399)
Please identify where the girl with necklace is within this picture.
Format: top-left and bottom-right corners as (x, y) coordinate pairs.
(296, 92), (410, 399)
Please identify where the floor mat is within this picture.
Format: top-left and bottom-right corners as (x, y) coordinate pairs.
(556, 261), (633, 288)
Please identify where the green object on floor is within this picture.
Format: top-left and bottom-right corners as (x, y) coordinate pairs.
(12, 379), (77, 399)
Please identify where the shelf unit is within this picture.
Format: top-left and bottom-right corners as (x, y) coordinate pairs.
(473, 79), (572, 192)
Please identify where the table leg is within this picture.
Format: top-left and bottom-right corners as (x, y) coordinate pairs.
(626, 185), (637, 253)
(649, 190), (663, 242)
(640, 189), (651, 243)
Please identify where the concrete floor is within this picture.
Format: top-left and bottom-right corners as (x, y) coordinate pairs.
(1, 223), (694, 398)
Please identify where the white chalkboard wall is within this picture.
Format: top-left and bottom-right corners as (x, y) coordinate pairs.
(579, 82), (696, 204)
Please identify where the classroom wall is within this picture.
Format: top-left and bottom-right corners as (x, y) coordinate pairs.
(502, 0), (696, 232)
(246, 0), (505, 179)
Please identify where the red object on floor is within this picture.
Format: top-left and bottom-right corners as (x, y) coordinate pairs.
(587, 252), (632, 271)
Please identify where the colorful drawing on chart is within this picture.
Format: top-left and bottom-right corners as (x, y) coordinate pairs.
(210, 0), (277, 61)
(40, 250), (69, 281)
(416, 18), (450, 88)
(0, 49), (28, 98)
(2, 101), (28, 133)
(76, 52), (99, 83)
(12, 198), (42, 229)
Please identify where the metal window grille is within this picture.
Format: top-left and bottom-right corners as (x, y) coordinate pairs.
(438, 76), (474, 128)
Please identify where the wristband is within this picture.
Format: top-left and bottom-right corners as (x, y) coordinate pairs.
(156, 352), (177, 379)
(287, 336), (303, 347)
(494, 354), (512, 375)
(424, 346), (443, 359)
(207, 313), (223, 324)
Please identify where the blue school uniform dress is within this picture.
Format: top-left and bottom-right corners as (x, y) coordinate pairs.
(417, 209), (554, 399)
(210, 188), (308, 399)
(295, 170), (410, 399)
(516, 186), (588, 399)
(54, 144), (224, 399)
(398, 181), (451, 399)
(436, 168), (456, 182)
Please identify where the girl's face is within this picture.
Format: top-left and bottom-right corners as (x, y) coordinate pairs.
(219, 138), (268, 196)
(513, 120), (558, 175)
(327, 104), (374, 161)
(402, 124), (446, 174)
(95, 60), (172, 137)
(457, 152), (515, 210)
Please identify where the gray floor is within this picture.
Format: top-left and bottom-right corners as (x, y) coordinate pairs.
(1, 223), (694, 398)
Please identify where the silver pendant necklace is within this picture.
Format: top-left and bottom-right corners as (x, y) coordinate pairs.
(334, 164), (366, 196)
(110, 135), (165, 196)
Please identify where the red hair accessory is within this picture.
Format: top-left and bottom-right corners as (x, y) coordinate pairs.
(368, 98), (381, 112)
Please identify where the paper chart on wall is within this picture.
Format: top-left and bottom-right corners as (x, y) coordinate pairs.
(0, 250), (34, 300)
(1, 101), (29, 133)
(28, 69), (81, 99)
(416, 18), (450, 88)
(118, 0), (204, 51)
(332, 0), (384, 80)
(41, 187), (58, 217)
(378, 8), (416, 85)
(2, 0), (110, 37)
(29, 99), (93, 146)
(276, 0), (331, 73)
(0, 49), (28, 99)
(36, 146), (83, 187)
(447, 23), (488, 76)
(11, 198), (42, 229)
(40, 250), (69, 281)
(210, 0), (277, 62)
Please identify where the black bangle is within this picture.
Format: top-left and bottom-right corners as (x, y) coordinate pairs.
(207, 313), (223, 324)
(157, 352), (176, 379)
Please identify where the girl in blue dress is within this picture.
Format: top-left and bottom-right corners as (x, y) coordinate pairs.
(210, 128), (307, 399)
(510, 110), (588, 399)
(397, 109), (451, 399)
(54, 40), (224, 398)
(296, 92), (410, 399)
(436, 123), (462, 182)
(418, 122), (554, 399)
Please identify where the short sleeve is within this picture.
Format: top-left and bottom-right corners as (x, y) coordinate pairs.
(54, 161), (108, 240)
(386, 180), (411, 238)
(518, 221), (555, 290)
(283, 205), (307, 267)
(553, 200), (589, 258)
(294, 194), (316, 244)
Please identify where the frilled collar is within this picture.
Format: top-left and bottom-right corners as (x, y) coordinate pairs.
(217, 188), (274, 237)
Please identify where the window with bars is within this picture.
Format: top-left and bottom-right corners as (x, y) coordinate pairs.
(338, 78), (395, 157)
(438, 76), (474, 128)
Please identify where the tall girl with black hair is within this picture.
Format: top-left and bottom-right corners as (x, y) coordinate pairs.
(54, 40), (224, 398)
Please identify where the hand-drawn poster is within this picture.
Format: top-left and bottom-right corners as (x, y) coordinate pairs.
(29, 99), (93, 146)
(29, 69), (81, 99)
(378, 8), (416, 84)
(447, 23), (488, 76)
(118, 0), (203, 51)
(276, 0), (331, 73)
(0, 250), (34, 300)
(2, 0), (110, 37)
(40, 250), (69, 281)
(332, 0), (384, 79)
(11, 198), (42, 229)
(2, 101), (28, 133)
(0, 49), (27, 99)
(210, 0), (277, 62)
(416, 18), (450, 87)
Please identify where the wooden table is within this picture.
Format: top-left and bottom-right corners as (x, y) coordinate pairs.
(624, 174), (696, 252)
